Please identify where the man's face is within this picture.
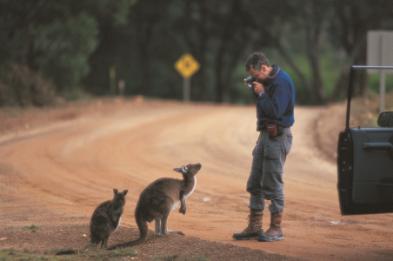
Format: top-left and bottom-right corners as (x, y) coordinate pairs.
(248, 65), (270, 81)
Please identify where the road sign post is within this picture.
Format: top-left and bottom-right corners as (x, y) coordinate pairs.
(175, 53), (200, 102)
(184, 77), (190, 101)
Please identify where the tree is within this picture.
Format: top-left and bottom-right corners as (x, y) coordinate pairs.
(0, 0), (135, 98)
(329, 0), (393, 99)
(245, 0), (312, 102)
(301, 1), (330, 104)
(33, 14), (98, 92)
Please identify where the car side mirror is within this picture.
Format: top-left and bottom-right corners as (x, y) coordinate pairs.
(378, 111), (393, 127)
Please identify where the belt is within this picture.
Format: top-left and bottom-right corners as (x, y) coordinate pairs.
(260, 125), (290, 138)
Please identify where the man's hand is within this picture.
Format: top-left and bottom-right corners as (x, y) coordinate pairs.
(253, 81), (265, 96)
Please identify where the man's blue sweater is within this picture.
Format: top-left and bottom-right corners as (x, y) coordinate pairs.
(256, 65), (295, 131)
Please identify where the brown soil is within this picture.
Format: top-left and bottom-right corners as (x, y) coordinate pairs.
(0, 225), (291, 260)
(0, 98), (392, 261)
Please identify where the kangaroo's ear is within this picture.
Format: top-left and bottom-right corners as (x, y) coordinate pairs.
(123, 189), (128, 196)
(113, 188), (118, 195)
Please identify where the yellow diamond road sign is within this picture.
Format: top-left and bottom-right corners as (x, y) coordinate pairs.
(175, 53), (200, 79)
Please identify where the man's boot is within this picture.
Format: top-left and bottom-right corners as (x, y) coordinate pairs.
(258, 212), (283, 242)
(233, 209), (263, 240)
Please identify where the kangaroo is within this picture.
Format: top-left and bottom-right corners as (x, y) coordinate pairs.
(109, 163), (201, 249)
(56, 188), (128, 255)
(90, 188), (128, 248)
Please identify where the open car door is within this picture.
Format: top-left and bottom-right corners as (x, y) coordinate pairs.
(338, 65), (393, 215)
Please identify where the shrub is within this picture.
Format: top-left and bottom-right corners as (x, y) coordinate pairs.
(0, 64), (56, 107)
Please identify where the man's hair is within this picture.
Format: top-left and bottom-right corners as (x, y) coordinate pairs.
(245, 52), (271, 71)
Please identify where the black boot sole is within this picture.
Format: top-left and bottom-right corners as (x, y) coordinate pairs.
(233, 232), (261, 240)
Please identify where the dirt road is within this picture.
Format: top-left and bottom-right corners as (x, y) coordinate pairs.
(0, 99), (392, 260)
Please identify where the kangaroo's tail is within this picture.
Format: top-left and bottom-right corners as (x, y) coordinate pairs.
(108, 210), (148, 250)
(55, 248), (80, 255)
(55, 242), (95, 255)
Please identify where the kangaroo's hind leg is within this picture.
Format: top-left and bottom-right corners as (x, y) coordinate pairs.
(161, 210), (170, 235)
(155, 217), (163, 236)
(102, 237), (109, 249)
(100, 239), (105, 249)
(162, 208), (184, 236)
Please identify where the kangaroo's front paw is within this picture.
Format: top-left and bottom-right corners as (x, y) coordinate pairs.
(179, 206), (186, 215)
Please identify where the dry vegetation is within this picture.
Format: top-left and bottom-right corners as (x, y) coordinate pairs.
(314, 92), (393, 162)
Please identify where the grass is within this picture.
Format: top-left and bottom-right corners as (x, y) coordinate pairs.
(23, 224), (39, 233)
(0, 249), (56, 261)
(152, 256), (209, 261)
(0, 247), (137, 261)
(0, 248), (210, 261)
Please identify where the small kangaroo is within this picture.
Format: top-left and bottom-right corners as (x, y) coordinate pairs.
(109, 163), (201, 249)
(90, 188), (128, 248)
(56, 188), (128, 255)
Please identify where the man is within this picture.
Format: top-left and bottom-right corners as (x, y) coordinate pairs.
(233, 52), (295, 242)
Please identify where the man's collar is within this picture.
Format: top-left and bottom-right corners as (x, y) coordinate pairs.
(268, 65), (280, 79)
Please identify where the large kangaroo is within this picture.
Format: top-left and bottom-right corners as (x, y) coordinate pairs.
(109, 163), (201, 249)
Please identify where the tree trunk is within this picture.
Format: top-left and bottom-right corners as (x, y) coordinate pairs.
(331, 36), (367, 100)
(353, 39), (368, 96)
(305, 31), (325, 103)
(193, 0), (209, 101)
(214, 0), (239, 102)
(304, 3), (325, 104)
(214, 42), (226, 103)
(136, 16), (158, 95)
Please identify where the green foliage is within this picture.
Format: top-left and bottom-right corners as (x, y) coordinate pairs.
(112, 0), (139, 25)
(279, 54), (311, 103)
(0, 0), (134, 106)
(1, 0), (393, 106)
(153, 255), (209, 261)
(368, 74), (393, 93)
(33, 13), (98, 93)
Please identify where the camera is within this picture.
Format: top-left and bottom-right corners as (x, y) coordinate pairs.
(243, 76), (256, 88)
